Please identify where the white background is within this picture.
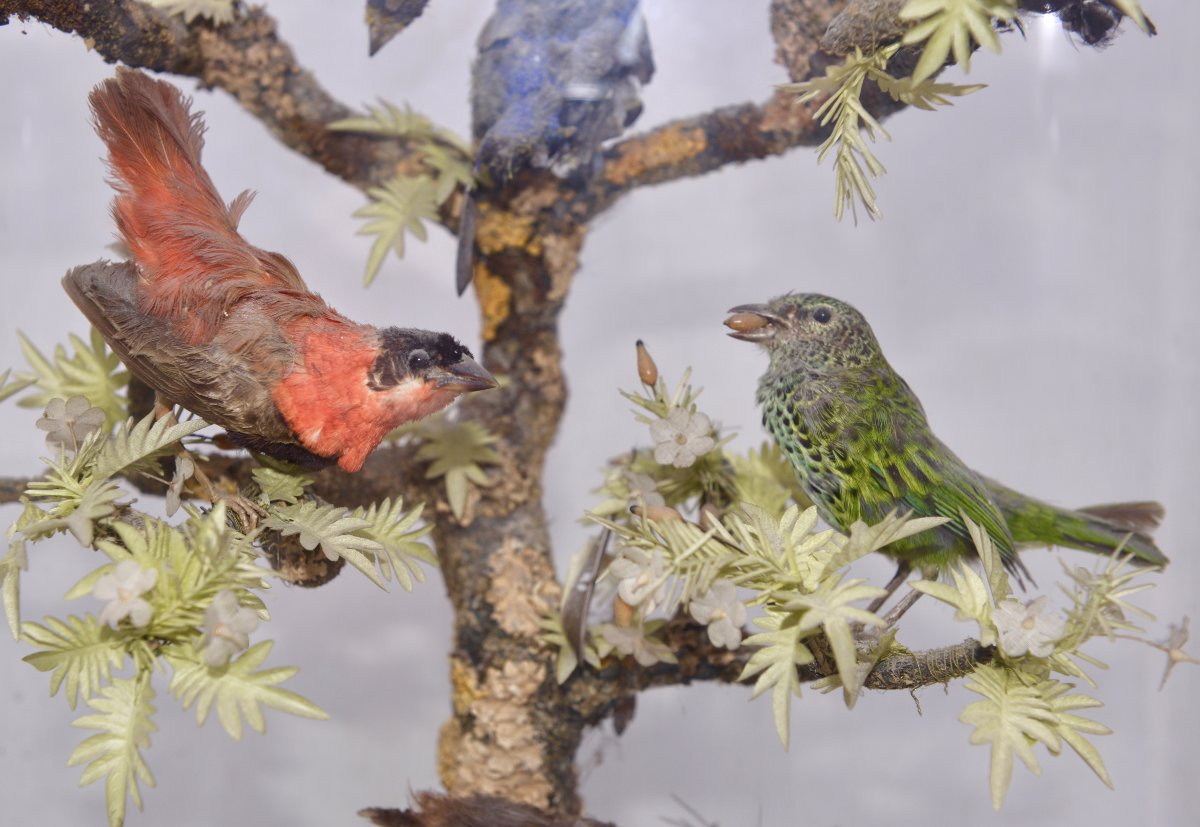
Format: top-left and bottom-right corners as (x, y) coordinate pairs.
(1, 2), (1197, 825)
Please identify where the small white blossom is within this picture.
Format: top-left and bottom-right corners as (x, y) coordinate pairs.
(36, 396), (106, 454)
(600, 623), (675, 667)
(993, 596), (1067, 658)
(650, 408), (715, 468)
(608, 547), (667, 613)
(624, 471), (665, 508)
(202, 589), (260, 667)
(93, 560), (158, 628)
(689, 580), (747, 649)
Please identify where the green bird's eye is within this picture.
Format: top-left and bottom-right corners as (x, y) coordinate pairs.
(813, 307), (832, 324)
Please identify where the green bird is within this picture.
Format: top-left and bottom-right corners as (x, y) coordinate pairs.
(726, 294), (1166, 583)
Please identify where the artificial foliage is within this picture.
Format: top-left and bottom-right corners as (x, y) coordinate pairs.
(545, 346), (1184, 808)
(1, 331), (436, 826)
(786, 0), (1154, 219)
(328, 99), (474, 284)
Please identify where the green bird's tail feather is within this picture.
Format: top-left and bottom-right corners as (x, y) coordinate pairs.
(984, 478), (1167, 567)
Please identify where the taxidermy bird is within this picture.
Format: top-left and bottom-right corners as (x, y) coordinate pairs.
(726, 294), (1166, 583)
(456, 0), (655, 293)
(65, 68), (496, 474)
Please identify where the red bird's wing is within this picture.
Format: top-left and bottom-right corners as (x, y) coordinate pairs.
(63, 261), (300, 447)
(89, 68), (312, 342)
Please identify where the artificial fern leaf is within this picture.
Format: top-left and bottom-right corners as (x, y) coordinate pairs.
(251, 464), (312, 505)
(351, 497), (435, 590)
(1, 538), (27, 638)
(827, 509), (950, 570)
(93, 412), (209, 481)
(353, 175), (441, 285)
(1041, 682), (1113, 788)
(900, 0), (1017, 83)
(142, 0), (235, 24)
(960, 664), (1057, 809)
(165, 641), (328, 740)
(739, 612), (814, 749)
(786, 576), (885, 705)
(328, 99), (438, 136)
(15, 329), (129, 426)
(68, 675), (156, 827)
(22, 614), (126, 709)
(263, 500), (385, 588)
(64, 479), (125, 547)
(1108, 0), (1151, 32)
(912, 562), (996, 646)
(0, 367), (35, 403)
(415, 419), (501, 519)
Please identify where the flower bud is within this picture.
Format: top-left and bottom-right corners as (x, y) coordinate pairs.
(635, 339), (658, 386)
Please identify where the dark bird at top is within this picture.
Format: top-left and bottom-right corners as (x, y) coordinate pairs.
(456, 0), (655, 294)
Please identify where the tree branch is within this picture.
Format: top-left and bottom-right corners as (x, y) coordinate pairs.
(1, 0), (469, 228)
(567, 616), (993, 725)
(0, 477), (33, 505)
(588, 0), (914, 214)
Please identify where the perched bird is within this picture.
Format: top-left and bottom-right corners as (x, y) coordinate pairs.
(456, 0), (655, 293)
(66, 68), (496, 474)
(726, 294), (1166, 582)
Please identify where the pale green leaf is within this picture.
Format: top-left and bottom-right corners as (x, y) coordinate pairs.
(414, 419), (501, 520)
(913, 562), (996, 646)
(263, 500), (385, 587)
(1, 538), (26, 639)
(0, 367), (35, 403)
(786, 576), (885, 704)
(1108, 0), (1151, 32)
(739, 613), (814, 749)
(15, 329), (129, 426)
(141, 0), (235, 24)
(353, 175), (441, 285)
(63, 480), (125, 547)
(252, 465), (312, 505)
(93, 412), (209, 481)
(22, 614), (127, 709)
(165, 641), (328, 740)
(67, 674), (156, 827)
(900, 0), (1018, 83)
(351, 496), (435, 590)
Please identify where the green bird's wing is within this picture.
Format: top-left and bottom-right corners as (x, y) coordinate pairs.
(843, 375), (1024, 577)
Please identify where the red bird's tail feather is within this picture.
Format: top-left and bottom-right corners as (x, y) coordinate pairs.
(89, 68), (292, 340)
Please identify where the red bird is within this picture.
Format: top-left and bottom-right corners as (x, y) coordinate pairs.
(64, 68), (496, 473)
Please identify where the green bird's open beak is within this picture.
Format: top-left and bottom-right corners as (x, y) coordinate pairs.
(725, 304), (785, 343)
(432, 355), (499, 392)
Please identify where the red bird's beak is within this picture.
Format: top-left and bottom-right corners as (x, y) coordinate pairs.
(725, 303), (784, 343)
(433, 355), (498, 393)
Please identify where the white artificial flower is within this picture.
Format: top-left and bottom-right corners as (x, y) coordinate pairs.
(688, 580), (747, 649)
(202, 589), (261, 667)
(650, 408), (715, 468)
(93, 560), (158, 628)
(600, 623), (674, 667)
(608, 547), (667, 613)
(993, 596), (1067, 658)
(36, 395), (106, 454)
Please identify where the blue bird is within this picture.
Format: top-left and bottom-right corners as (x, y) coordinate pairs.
(456, 0), (654, 293)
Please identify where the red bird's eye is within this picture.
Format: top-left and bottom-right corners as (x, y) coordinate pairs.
(408, 349), (431, 371)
